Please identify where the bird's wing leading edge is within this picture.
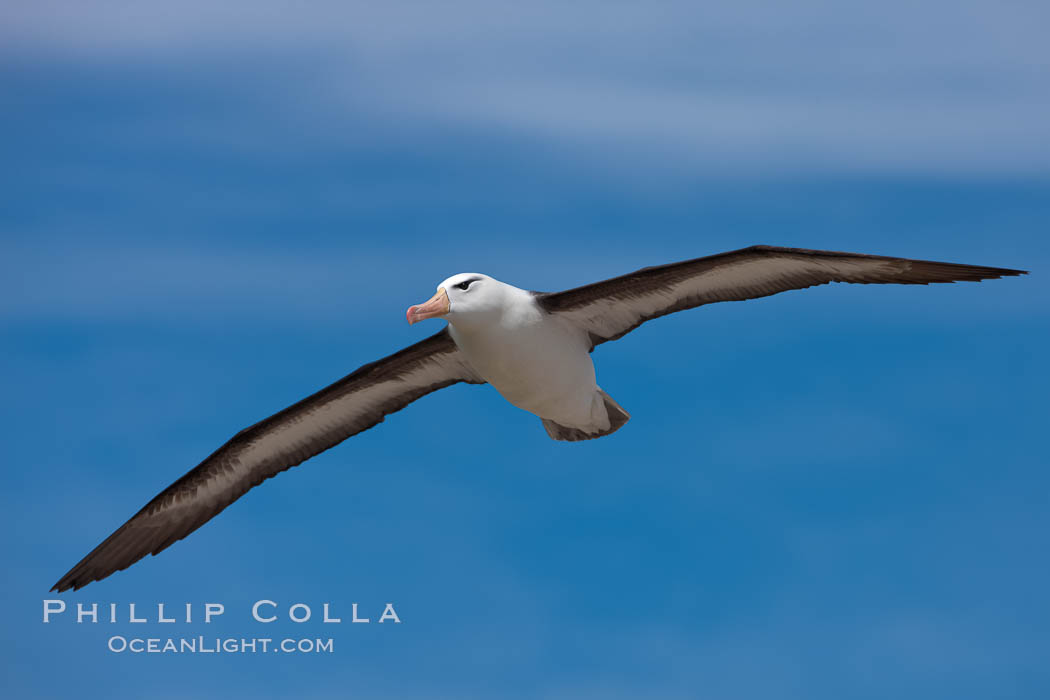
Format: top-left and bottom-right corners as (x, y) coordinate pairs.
(52, 327), (483, 592)
(534, 245), (1026, 348)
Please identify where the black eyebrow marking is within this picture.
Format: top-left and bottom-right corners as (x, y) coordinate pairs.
(456, 277), (482, 289)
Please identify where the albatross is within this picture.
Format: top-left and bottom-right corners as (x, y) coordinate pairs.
(52, 245), (1026, 591)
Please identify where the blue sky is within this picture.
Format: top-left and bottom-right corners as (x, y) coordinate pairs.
(2, 2), (1048, 698)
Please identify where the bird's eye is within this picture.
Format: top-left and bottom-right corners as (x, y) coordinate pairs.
(455, 280), (472, 291)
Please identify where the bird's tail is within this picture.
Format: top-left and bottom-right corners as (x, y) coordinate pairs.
(541, 390), (631, 441)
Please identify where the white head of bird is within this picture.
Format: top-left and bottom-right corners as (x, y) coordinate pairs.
(406, 273), (529, 330)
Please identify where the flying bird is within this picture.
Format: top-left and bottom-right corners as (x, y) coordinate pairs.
(52, 245), (1026, 591)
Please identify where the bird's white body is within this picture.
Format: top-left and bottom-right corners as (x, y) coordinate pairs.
(445, 278), (612, 434)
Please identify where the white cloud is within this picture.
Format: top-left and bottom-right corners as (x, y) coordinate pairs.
(4, 1), (1050, 175)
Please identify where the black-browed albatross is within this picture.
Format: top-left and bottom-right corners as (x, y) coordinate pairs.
(52, 245), (1025, 592)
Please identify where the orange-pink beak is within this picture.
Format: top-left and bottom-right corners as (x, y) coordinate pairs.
(406, 287), (450, 325)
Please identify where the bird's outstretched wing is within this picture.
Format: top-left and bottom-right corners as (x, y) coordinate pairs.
(534, 245), (1026, 348)
(52, 328), (482, 592)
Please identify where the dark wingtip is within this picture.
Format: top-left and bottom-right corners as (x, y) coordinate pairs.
(976, 265), (1027, 278)
(972, 266), (1027, 279)
(51, 574), (76, 594)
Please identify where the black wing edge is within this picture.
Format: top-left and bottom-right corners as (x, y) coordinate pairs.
(533, 245), (1028, 348)
(534, 245), (1029, 313)
(51, 327), (478, 593)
